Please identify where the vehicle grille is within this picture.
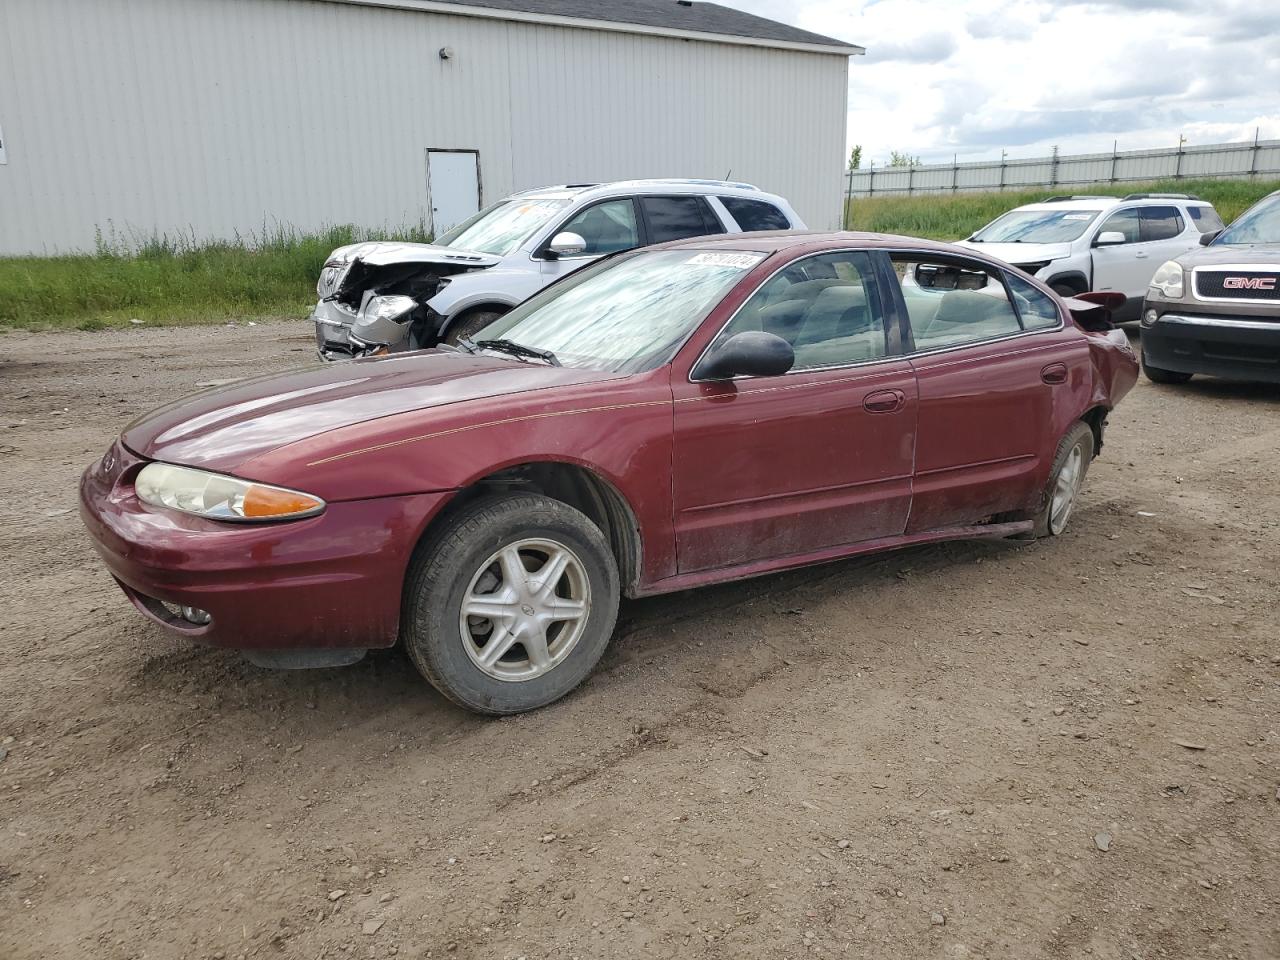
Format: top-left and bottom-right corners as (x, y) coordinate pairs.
(1193, 268), (1280, 302)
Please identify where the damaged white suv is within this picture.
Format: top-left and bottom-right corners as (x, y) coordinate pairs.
(311, 179), (804, 360)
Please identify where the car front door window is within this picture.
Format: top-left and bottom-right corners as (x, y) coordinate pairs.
(556, 199), (640, 257)
(1097, 209), (1140, 244)
(705, 251), (888, 370)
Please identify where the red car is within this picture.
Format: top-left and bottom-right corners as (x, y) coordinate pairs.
(81, 232), (1137, 714)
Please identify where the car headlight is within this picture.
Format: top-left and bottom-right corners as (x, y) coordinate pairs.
(135, 463), (325, 522)
(317, 258), (352, 298)
(1149, 260), (1184, 298)
(359, 295), (417, 325)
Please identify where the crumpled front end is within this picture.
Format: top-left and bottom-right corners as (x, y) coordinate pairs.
(311, 242), (499, 361)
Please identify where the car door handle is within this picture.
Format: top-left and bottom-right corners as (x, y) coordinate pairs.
(863, 389), (906, 413)
(1134, 251), (1148, 259)
(1041, 362), (1069, 385)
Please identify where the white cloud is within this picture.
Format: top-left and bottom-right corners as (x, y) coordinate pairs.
(725, 0), (1280, 166)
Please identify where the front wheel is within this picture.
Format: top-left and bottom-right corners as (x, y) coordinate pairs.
(442, 309), (504, 346)
(1141, 360), (1192, 385)
(402, 493), (620, 715)
(1034, 422), (1096, 538)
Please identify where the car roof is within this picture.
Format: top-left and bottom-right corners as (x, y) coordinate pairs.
(1015, 194), (1213, 213)
(515, 178), (777, 202)
(646, 230), (970, 256)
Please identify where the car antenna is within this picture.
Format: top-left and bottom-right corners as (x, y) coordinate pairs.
(724, 168), (732, 180)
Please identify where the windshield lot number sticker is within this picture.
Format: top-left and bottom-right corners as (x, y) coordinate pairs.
(685, 252), (763, 269)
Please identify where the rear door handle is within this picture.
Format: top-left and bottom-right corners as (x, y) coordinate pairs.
(863, 389), (906, 413)
(1041, 362), (1068, 385)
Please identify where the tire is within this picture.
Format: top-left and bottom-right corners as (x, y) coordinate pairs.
(442, 309), (504, 346)
(402, 492), (620, 715)
(1050, 282), (1082, 298)
(1141, 360), (1192, 385)
(1033, 421), (1096, 538)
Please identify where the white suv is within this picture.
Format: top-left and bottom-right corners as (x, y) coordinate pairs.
(312, 179), (804, 359)
(955, 193), (1224, 321)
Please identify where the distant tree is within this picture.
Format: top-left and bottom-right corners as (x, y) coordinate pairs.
(888, 150), (921, 168)
(848, 145), (863, 171)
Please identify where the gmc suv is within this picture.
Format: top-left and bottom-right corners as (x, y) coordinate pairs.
(1141, 189), (1280, 384)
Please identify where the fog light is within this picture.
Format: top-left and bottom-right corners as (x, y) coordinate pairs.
(181, 606), (212, 626)
(1142, 309), (1158, 327)
(160, 600), (212, 625)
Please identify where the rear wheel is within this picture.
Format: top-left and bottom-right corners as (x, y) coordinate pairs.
(402, 493), (619, 715)
(1034, 422), (1095, 538)
(442, 309), (504, 346)
(1141, 360), (1192, 385)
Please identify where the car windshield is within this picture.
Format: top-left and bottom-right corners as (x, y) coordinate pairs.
(972, 209), (1101, 243)
(436, 197), (571, 256)
(1215, 193), (1280, 245)
(468, 249), (766, 373)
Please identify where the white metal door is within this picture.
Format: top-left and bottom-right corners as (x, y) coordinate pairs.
(426, 150), (480, 235)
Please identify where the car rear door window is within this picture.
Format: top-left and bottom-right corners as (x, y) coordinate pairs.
(707, 251), (888, 371)
(1096, 208), (1140, 243)
(1005, 274), (1061, 330)
(640, 196), (726, 244)
(557, 199), (640, 256)
(890, 256), (1023, 350)
(1188, 206), (1225, 234)
(1140, 205), (1185, 242)
(718, 196), (791, 232)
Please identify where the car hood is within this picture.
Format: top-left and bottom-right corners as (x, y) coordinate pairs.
(325, 241), (502, 269)
(121, 351), (620, 474)
(1175, 243), (1280, 267)
(954, 240), (1074, 266)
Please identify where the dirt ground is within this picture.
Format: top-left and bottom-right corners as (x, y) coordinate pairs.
(1, 320), (1277, 960)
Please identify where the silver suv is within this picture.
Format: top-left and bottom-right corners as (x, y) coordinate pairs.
(311, 179), (804, 360)
(956, 193), (1224, 321)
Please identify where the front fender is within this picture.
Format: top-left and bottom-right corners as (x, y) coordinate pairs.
(425, 268), (543, 319)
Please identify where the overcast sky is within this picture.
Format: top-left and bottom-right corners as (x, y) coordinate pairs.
(726, 0), (1280, 167)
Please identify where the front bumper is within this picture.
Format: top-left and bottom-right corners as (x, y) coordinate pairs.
(312, 300), (362, 362)
(1141, 306), (1280, 382)
(80, 441), (451, 652)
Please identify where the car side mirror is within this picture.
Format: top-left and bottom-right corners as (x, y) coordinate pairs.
(695, 331), (794, 381)
(546, 231), (587, 259)
(1093, 231), (1127, 247)
(1199, 228), (1223, 246)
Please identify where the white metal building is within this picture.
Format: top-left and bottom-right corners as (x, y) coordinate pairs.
(0, 0), (862, 255)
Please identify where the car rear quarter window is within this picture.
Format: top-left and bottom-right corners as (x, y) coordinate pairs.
(718, 196), (791, 232)
(640, 196), (726, 244)
(1188, 206), (1226, 234)
(890, 255), (1024, 350)
(1140, 206), (1185, 242)
(1005, 274), (1061, 330)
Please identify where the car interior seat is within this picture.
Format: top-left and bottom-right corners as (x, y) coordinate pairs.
(914, 289), (1019, 346)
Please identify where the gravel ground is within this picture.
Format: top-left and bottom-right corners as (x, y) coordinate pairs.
(1, 320), (1278, 960)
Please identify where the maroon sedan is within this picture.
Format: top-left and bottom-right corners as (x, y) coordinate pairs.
(81, 232), (1137, 714)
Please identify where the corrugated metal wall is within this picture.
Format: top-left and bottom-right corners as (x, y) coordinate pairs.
(0, 0), (850, 255)
(846, 139), (1280, 198)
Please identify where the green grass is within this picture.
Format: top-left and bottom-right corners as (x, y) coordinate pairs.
(845, 177), (1280, 242)
(0, 222), (431, 331)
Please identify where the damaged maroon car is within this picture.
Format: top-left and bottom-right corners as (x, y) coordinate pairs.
(81, 233), (1137, 714)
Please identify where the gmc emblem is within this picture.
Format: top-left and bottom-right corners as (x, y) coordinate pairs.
(1223, 276), (1277, 290)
